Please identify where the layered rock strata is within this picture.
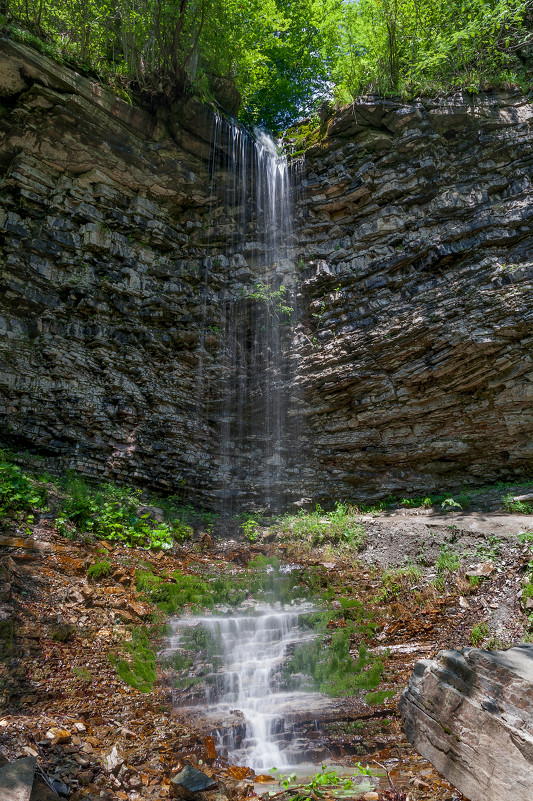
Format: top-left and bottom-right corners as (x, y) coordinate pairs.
(294, 95), (533, 501)
(0, 37), (298, 509)
(399, 645), (533, 801)
(1, 34), (533, 508)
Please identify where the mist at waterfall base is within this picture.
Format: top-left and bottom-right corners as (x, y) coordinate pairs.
(200, 116), (301, 515)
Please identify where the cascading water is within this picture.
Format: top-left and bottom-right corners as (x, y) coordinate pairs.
(201, 115), (298, 513)
(174, 119), (314, 770)
(168, 602), (331, 770)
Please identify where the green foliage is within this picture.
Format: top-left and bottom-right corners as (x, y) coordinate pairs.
(401, 496), (433, 509)
(433, 543), (461, 589)
(470, 621), (489, 646)
(272, 763), (372, 799)
(241, 516), (261, 542)
(332, 0), (533, 101)
(2, 0), (533, 130)
(137, 557), (308, 613)
(503, 493), (533, 514)
(280, 502), (365, 548)
(441, 497), (462, 511)
(245, 281), (292, 320)
(285, 625), (386, 697)
(57, 474), (189, 549)
(376, 564), (421, 601)
(110, 627), (156, 693)
(364, 689), (395, 705)
(0, 458), (46, 517)
(87, 560), (112, 581)
(469, 575), (482, 589)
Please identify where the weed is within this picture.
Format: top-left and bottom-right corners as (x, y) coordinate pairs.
(470, 622), (489, 646)
(434, 544), (460, 589)
(109, 627), (156, 693)
(473, 535), (502, 561)
(241, 516), (260, 542)
(469, 575), (482, 589)
(87, 560), (112, 581)
(401, 496), (433, 509)
(441, 497), (462, 511)
(280, 502), (365, 548)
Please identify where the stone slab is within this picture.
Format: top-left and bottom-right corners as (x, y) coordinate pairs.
(400, 645), (533, 801)
(0, 756), (36, 801)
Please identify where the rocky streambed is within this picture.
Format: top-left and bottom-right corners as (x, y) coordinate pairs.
(2, 488), (533, 801)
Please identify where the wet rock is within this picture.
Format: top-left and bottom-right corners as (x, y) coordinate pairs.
(400, 644), (533, 801)
(170, 765), (217, 799)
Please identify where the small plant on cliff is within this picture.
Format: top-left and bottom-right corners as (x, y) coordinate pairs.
(87, 560), (112, 581)
(109, 626), (156, 693)
(245, 282), (292, 320)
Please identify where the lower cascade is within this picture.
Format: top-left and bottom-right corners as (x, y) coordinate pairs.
(169, 604), (329, 770)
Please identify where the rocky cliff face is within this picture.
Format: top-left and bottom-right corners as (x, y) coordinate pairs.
(1, 36), (533, 509)
(0, 36), (296, 510)
(294, 95), (533, 502)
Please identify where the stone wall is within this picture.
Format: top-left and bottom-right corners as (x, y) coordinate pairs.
(1, 35), (533, 509)
(293, 95), (533, 502)
(0, 36), (263, 508)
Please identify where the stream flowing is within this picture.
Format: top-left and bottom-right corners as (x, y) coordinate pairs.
(169, 603), (331, 770)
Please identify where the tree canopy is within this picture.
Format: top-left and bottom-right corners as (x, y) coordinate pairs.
(2, 0), (533, 131)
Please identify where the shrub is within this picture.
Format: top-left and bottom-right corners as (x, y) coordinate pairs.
(0, 460), (46, 516)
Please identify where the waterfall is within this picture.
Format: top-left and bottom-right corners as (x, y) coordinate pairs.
(202, 115), (297, 513)
(169, 605), (325, 770)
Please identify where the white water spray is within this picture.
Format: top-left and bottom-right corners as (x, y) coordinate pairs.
(170, 604), (325, 770)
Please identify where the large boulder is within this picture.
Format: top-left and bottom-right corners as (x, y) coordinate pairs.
(399, 645), (533, 801)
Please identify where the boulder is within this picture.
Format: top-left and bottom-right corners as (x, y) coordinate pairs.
(0, 756), (36, 801)
(399, 644), (533, 801)
(170, 765), (217, 800)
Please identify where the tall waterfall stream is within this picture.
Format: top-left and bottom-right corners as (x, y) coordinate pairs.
(173, 123), (322, 770)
